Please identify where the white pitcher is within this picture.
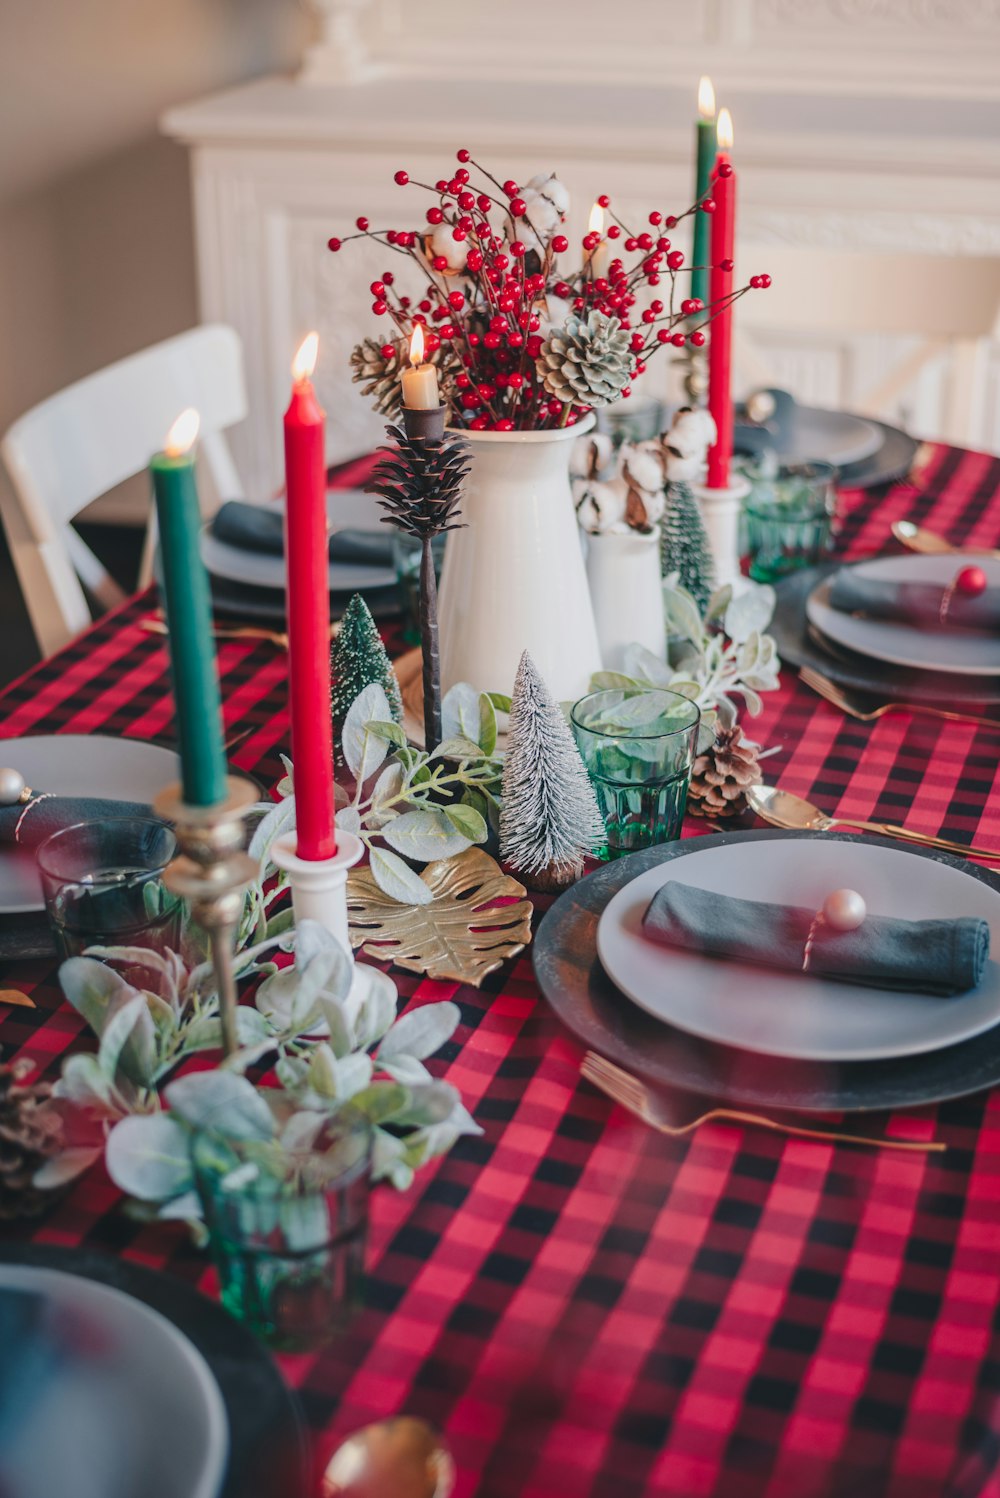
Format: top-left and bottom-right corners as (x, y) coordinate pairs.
(438, 415), (602, 702)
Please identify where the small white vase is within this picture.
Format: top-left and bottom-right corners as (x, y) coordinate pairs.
(438, 415), (602, 702)
(586, 527), (666, 672)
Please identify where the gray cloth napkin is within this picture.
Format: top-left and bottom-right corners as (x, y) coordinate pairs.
(211, 500), (394, 567)
(0, 796), (152, 850)
(642, 880), (989, 996)
(830, 568), (1000, 632)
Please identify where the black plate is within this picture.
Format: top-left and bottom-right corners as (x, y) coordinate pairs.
(771, 564), (1000, 711)
(210, 575), (400, 624)
(533, 828), (1000, 1115)
(0, 1244), (309, 1498)
(833, 418), (919, 491)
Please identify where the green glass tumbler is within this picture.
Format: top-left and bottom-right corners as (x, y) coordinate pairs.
(571, 688), (701, 857)
(192, 1118), (371, 1351)
(745, 461), (838, 583)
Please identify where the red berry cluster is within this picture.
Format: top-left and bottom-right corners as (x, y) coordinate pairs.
(329, 152), (769, 430)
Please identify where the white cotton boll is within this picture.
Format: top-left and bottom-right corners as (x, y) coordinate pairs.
(570, 433), (614, 481)
(664, 448), (703, 485)
(575, 479), (628, 534)
(667, 406), (718, 461)
(526, 172), (570, 217)
(535, 293), (573, 336)
(519, 190), (561, 251)
(427, 223), (468, 273)
(621, 442), (666, 496)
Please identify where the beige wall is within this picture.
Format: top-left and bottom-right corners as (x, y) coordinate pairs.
(0, 0), (311, 528)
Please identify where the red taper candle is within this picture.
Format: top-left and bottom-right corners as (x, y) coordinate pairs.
(707, 107), (736, 490)
(284, 332), (336, 860)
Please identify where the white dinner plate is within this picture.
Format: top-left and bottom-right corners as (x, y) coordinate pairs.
(0, 1264), (228, 1498)
(0, 735), (178, 914)
(200, 489), (396, 594)
(806, 553), (1000, 676)
(596, 836), (1000, 1062)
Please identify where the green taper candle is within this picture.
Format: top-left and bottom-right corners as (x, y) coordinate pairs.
(692, 75), (717, 312)
(149, 408), (227, 807)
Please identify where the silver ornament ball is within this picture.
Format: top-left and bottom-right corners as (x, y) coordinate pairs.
(0, 767), (26, 806)
(746, 389), (777, 424)
(822, 888), (867, 932)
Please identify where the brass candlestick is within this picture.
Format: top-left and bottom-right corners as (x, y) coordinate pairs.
(153, 777), (259, 1057)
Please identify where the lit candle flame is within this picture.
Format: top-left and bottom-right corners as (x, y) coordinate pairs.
(717, 107), (734, 151)
(409, 323), (425, 366)
(698, 75), (716, 120)
(164, 407), (200, 457)
(292, 331), (319, 384)
(588, 201), (605, 237)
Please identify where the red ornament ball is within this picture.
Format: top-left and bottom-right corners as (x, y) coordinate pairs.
(370, 280), (385, 298)
(470, 414), (490, 430)
(759, 273), (772, 288)
(356, 216), (369, 231)
(510, 241), (526, 258)
(327, 237), (341, 252)
(510, 197), (527, 218)
(670, 332), (686, 347)
(432, 255), (449, 272)
(648, 211), (662, 226)
(552, 235), (569, 254)
(494, 419), (515, 431)
(503, 179), (519, 198)
(690, 330), (706, 346)
(372, 300), (388, 315)
(607, 225), (621, 240)
(667, 251), (685, 270)
(458, 191), (476, 211)
(719, 258), (734, 273)
(380, 343), (395, 360)
(467, 248), (484, 272)
(427, 206), (444, 225)
(483, 332), (502, 349)
(665, 216), (678, 230)
(700, 198), (716, 214)
(393, 170), (409, 186)
(956, 565), (988, 597)
(620, 386), (632, 399)
(457, 148), (471, 163)
(656, 329), (672, 344)
(680, 298), (702, 315)
(717, 161), (734, 179)
(454, 167), (470, 185)
(597, 193), (611, 208)
(448, 290), (465, 310)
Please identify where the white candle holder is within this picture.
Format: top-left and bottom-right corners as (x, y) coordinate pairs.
(270, 830), (364, 956)
(691, 473), (750, 591)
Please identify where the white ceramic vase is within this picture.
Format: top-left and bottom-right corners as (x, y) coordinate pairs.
(586, 527), (667, 672)
(437, 415), (602, 702)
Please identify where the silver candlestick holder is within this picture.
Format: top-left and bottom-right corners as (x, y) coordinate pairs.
(153, 777), (259, 1057)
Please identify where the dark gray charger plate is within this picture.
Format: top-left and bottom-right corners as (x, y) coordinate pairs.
(209, 574), (400, 624)
(770, 564), (1000, 711)
(533, 828), (1000, 1114)
(0, 1243), (309, 1498)
(735, 410), (918, 491)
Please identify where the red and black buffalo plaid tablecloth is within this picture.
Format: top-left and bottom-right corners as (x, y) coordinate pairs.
(3, 444), (1000, 1498)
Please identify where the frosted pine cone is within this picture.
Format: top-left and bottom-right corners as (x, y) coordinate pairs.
(0, 1059), (65, 1219)
(350, 337), (403, 417)
(535, 312), (633, 409)
(687, 724), (762, 820)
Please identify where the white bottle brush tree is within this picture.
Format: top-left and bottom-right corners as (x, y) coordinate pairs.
(499, 651), (606, 892)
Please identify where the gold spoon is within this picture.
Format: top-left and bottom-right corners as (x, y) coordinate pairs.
(321, 1418), (455, 1498)
(747, 784), (1000, 862)
(892, 520), (1000, 561)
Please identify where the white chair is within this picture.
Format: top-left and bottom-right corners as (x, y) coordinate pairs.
(0, 323), (247, 657)
(735, 248), (1000, 449)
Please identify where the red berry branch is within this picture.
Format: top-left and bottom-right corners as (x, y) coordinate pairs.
(331, 151), (770, 432)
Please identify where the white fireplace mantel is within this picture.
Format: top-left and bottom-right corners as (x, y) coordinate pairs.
(163, 47), (1000, 497)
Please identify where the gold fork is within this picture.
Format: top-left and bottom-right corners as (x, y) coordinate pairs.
(580, 1052), (944, 1154)
(799, 665), (1000, 733)
(140, 616), (340, 650)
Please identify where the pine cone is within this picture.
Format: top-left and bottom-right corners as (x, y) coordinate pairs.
(535, 312), (633, 409)
(0, 1059), (65, 1219)
(367, 428), (469, 539)
(687, 724), (762, 820)
(350, 337), (403, 417)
